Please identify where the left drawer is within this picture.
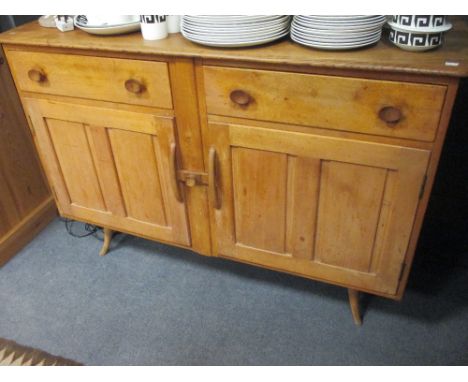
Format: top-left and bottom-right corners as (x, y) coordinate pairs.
(6, 50), (173, 109)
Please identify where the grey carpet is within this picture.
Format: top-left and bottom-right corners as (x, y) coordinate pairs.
(0, 218), (467, 365)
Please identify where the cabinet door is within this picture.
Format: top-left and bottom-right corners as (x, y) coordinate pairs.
(25, 98), (190, 246)
(208, 122), (430, 295)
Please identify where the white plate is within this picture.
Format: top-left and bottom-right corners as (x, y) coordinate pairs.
(74, 16), (140, 35)
(182, 20), (290, 35)
(291, 30), (381, 44)
(184, 15), (284, 22)
(292, 21), (383, 34)
(292, 34), (381, 46)
(181, 16), (290, 29)
(182, 29), (289, 47)
(294, 16), (385, 28)
(297, 15), (385, 22)
(291, 32), (381, 50)
(387, 20), (452, 33)
(182, 28), (289, 43)
(182, 24), (289, 37)
(291, 24), (381, 38)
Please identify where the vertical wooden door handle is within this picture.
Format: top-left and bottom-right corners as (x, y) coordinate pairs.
(170, 142), (183, 202)
(209, 147), (221, 209)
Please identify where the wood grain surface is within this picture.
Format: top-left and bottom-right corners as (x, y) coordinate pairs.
(0, 18), (467, 77)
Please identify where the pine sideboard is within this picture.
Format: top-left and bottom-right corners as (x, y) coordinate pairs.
(1, 20), (467, 324)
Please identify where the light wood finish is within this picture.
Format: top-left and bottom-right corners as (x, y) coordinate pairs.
(348, 289), (362, 326)
(7, 50), (172, 109)
(2, 21), (466, 322)
(207, 121), (430, 295)
(99, 228), (113, 257)
(0, 19), (467, 77)
(203, 66), (446, 142)
(167, 58), (212, 256)
(24, 98), (190, 247)
(0, 47), (54, 266)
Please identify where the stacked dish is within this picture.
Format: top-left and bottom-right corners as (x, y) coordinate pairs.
(181, 15), (291, 48)
(74, 15), (140, 35)
(387, 15), (452, 51)
(291, 15), (386, 50)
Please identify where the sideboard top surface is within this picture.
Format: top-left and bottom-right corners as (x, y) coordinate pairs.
(1, 18), (467, 77)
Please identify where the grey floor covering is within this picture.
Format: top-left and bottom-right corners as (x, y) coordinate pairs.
(0, 218), (467, 365)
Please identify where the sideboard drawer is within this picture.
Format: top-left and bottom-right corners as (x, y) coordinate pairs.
(7, 50), (173, 109)
(203, 66), (447, 141)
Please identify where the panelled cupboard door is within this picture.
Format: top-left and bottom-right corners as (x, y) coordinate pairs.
(208, 122), (430, 295)
(24, 98), (190, 246)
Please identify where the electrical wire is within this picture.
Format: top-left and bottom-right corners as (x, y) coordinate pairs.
(59, 217), (103, 240)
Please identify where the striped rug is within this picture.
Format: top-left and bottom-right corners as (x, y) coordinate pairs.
(0, 338), (82, 366)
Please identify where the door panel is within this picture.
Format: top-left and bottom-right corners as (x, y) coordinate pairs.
(315, 161), (388, 272)
(232, 147), (288, 253)
(108, 129), (167, 226)
(47, 119), (106, 211)
(25, 98), (190, 246)
(209, 121), (430, 295)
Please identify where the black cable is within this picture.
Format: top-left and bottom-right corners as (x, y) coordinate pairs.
(59, 217), (103, 240)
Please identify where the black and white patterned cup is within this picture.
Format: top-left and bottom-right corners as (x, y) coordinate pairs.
(140, 15), (168, 40)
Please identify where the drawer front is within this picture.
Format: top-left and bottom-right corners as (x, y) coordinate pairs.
(203, 66), (447, 141)
(7, 50), (173, 109)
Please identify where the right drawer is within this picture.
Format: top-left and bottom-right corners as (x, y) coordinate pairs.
(203, 66), (447, 142)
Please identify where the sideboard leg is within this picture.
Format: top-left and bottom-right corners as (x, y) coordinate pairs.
(99, 228), (114, 256)
(348, 288), (363, 326)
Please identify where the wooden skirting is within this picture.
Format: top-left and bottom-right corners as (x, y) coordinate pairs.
(0, 196), (56, 267)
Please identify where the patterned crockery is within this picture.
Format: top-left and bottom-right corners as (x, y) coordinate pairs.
(390, 15), (447, 30)
(389, 29), (443, 51)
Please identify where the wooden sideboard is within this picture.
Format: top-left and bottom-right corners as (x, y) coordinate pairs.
(1, 20), (467, 324)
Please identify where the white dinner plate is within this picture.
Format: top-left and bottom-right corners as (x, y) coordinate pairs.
(182, 29), (289, 47)
(182, 24), (289, 38)
(291, 32), (381, 50)
(181, 16), (290, 30)
(291, 24), (381, 39)
(182, 20), (290, 35)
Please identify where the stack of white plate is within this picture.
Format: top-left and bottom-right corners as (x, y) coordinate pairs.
(181, 15), (291, 48)
(291, 15), (386, 50)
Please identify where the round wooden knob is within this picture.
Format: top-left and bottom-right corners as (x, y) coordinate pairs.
(125, 79), (145, 94)
(28, 68), (46, 83)
(379, 106), (402, 124)
(230, 89), (252, 106)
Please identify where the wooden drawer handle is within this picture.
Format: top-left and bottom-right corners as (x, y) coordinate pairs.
(379, 106), (402, 124)
(28, 68), (46, 83)
(209, 147), (221, 210)
(125, 79), (145, 94)
(230, 89), (252, 106)
(170, 142), (183, 203)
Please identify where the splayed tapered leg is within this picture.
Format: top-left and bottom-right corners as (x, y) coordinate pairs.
(99, 228), (114, 256)
(348, 288), (362, 326)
